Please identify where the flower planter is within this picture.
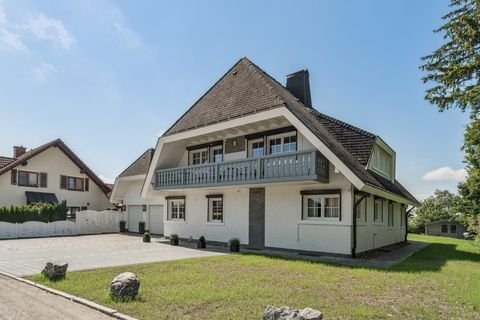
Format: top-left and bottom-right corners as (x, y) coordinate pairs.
(197, 241), (206, 249)
(229, 243), (240, 252)
(143, 236), (151, 243)
(170, 238), (179, 246)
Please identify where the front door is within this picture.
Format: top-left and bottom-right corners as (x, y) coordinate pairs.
(249, 188), (265, 249)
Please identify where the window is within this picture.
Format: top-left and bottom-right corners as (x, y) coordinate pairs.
(167, 197), (185, 221)
(191, 149), (208, 165)
(283, 135), (297, 153)
(388, 202), (394, 227)
(39, 173), (47, 188)
(374, 198), (383, 222)
(355, 195), (367, 221)
(269, 138), (282, 154)
(67, 207), (80, 220)
(60, 175), (85, 191)
(441, 224), (448, 233)
(371, 146), (393, 179)
(450, 224), (457, 234)
(212, 146), (223, 163)
(302, 193), (340, 220)
(207, 196), (223, 223)
(18, 171), (38, 187)
(251, 140), (264, 158)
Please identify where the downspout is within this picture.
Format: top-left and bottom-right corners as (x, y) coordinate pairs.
(405, 206), (414, 242)
(352, 192), (369, 258)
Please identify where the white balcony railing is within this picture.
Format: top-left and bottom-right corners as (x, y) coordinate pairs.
(154, 149), (329, 190)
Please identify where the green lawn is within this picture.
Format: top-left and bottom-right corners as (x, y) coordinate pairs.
(28, 234), (480, 320)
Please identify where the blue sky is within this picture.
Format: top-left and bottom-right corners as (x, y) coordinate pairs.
(0, 0), (470, 199)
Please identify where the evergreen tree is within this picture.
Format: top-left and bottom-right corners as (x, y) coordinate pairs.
(421, 0), (480, 117)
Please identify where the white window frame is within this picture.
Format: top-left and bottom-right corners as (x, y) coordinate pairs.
(302, 193), (340, 220)
(210, 145), (223, 163)
(387, 202), (394, 228)
(355, 195), (367, 222)
(371, 146), (393, 180)
(190, 148), (208, 166)
(248, 138), (265, 158)
(266, 131), (297, 155)
(167, 198), (185, 221)
(207, 196), (224, 224)
(374, 198), (383, 223)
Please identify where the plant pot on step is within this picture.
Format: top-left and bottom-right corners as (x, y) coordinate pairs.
(170, 234), (179, 246)
(197, 236), (206, 248)
(143, 232), (151, 243)
(229, 238), (240, 252)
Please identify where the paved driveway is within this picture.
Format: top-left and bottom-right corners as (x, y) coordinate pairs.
(0, 234), (224, 276)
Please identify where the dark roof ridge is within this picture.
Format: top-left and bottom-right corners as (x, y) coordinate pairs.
(309, 109), (376, 138)
(119, 148), (155, 177)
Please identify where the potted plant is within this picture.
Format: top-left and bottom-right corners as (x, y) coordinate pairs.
(143, 232), (151, 243)
(229, 238), (240, 252)
(170, 234), (179, 246)
(197, 236), (206, 248)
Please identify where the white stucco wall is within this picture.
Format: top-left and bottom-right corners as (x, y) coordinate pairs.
(265, 166), (353, 255)
(356, 197), (406, 253)
(0, 147), (110, 210)
(162, 188), (249, 243)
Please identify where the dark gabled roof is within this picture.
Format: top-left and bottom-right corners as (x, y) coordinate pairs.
(0, 156), (15, 169)
(119, 148), (155, 177)
(0, 139), (111, 195)
(163, 57), (419, 205)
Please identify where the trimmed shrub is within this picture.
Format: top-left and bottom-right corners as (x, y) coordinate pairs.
(0, 202), (68, 223)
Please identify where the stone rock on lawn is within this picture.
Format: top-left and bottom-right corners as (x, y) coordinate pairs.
(110, 272), (140, 300)
(263, 305), (322, 320)
(41, 262), (68, 281)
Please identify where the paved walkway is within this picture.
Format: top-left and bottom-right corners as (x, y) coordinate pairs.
(0, 234), (224, 276)
(0, 275), (113, 320)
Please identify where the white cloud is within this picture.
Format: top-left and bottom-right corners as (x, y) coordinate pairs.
(113, 22), (141, 48)
(422, 166), (467, 181)
(99, 175), (115, 184)
(24, 13), (75, 49)
(33, 62), (57, 82)
(0, 28), (25, 51)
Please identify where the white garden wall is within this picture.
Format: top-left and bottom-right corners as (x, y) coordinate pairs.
(0, 210), (120, 239)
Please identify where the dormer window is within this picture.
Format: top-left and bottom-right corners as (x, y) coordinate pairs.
(371, 145), (393, 180)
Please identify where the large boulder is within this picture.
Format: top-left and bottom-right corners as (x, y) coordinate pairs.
(41, 262), (68, 281)
(110, 272), (140, 300)
(263, 305), (322, 320)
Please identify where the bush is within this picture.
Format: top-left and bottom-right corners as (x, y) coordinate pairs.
(198, 236), (205, 242)
(170, 234), (179, 240)
(0, 202), (68, 223)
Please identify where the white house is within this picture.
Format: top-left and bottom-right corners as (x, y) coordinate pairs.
(112, 57), (419, 257)
(110, 148), (164, 234)
(0, 139), (112, 215)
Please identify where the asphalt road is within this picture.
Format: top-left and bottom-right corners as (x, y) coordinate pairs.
(0, 275), (113, 320)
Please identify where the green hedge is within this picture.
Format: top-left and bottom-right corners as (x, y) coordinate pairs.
(0, 202), (68, 223)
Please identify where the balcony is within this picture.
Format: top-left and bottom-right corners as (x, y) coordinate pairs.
(154, 149), (329, 190)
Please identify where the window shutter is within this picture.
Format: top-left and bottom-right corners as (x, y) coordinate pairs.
(85, 178), (89, 191)
(11, 169), (17, 185)
(60, 175), (67, 189)
(39, 173), (48, 188)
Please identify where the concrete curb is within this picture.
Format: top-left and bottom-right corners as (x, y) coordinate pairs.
(0, 271), (137, 320)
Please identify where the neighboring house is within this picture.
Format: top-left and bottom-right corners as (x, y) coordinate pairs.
(425, 219), (467, 239)
(0, 139), (112, 215)
(110, 149), (164, 234)
(114, 57), (419, 257)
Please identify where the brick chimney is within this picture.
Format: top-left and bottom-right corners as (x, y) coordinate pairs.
(286, 69), (312, 108)
(13, 146), (27, 158)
